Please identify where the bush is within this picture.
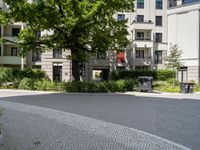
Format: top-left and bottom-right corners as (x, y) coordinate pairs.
(0, 67), (16, 83)
(34, 79), (56, 91)
(111, 70), (175, 81)
(65, 79), (135, 93)
(18, 69), (47, 80)
(18, 78), (35, 90)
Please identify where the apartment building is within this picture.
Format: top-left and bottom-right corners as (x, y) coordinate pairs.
(85, 0), (168, 81)
(168, 0), (200, 83)
(126, 0), (168, 71)
(0, 1), (72, 82)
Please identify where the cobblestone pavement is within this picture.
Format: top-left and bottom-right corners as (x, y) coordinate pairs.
(0, 100), (189, 150)
(0, 90), (200, 149)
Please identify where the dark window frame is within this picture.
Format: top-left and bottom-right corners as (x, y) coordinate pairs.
(137, 0), (144, 8)
(136, 50), (144, 59)
(12, 28), (20, 37)
(155, 33), (162, 43)
(53, 48), (62, 58)
(154, 50), (163, 64)
(156, 0), (163, 9)
(117, 14), (125, 21)
(156, 16), (162, 26)
(32, 50), (42, 62)
(11, 47), (19, 56)
(137, 15), (144, 22)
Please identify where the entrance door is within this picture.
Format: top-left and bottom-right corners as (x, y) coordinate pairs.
(53, 66), (62, 82)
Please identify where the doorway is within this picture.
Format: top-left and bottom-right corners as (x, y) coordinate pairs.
(53, 66), (62, 82)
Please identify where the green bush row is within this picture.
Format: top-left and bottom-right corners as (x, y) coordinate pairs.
(0, 67), (48, 84)
(17, 78), (136, 93)
(111, 70), (176, 81)
(65, 79), (136, 93)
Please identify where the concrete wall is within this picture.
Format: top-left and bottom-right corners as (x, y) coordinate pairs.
(168, 2), (200, 82)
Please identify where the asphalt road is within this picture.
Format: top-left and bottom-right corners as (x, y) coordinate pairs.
(0, 91), (200, 149)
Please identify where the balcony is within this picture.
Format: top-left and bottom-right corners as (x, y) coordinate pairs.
(131, 20), (154, 30)
(133, 39), (153, 48)
(134, 58), (153, 66)
(2, 36), (17, 45)
(0, 56), (26, 65)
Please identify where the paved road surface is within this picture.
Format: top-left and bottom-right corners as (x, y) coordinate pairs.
(0, 90), (200, 150)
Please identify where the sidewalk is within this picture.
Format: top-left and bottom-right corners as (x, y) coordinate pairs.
(124, 91), (200, 100)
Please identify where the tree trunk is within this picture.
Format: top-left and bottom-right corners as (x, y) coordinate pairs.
(72, 59), (80, 81)
(71, 47), (80, 81)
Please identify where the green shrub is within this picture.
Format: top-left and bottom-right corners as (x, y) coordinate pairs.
(194, 84), (200, 92)
(65, 79), (135, 93)
(18, 69), (47, 80)
(18, 78), (35, 90)
(111, 70), (175, 81)
(0, 67), (16, 83)
(34, 79), (56, 91)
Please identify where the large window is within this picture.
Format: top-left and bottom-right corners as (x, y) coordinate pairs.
(12, 28), (20, 36)
(11, 47), (19, 56)
(136, 32), (144, 40)
(156, 0), (163, 9)
(156, 16), (162, 26)
(154, 50), (163, 64)
(53, 48), (62, 58)
(137, 0), (144, 8)
(32, 50), (41, 62)
(117, 14), (125, 21)
(155, 33), (162, 43)
(137, 15), (144, 22)
(136, 50), (144, 59)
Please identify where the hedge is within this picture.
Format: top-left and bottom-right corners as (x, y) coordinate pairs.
(111, 70), (176, 81)
(0, 67), (48, 84)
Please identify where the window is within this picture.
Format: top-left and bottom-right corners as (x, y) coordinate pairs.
(155, 33), (162, 43)
(12, 28), (20, 36)
(11, 47), (19, 56)
(137, 15), (144, 22)
(156, 16), (162, 26)
(137, 0), (144, 8)
(154, 50), (162, 64)
(32, 50), (41, 62)
(117, 14), (125, 21)
(136, 32), (144, 40)
(136, 50), (144, 59)
(156, 0), (163, 9)
(97, 52), (106, 59)
(135, 66), (148, 71)
(36, 31), (41, 38)
(53, 48), (62, 58)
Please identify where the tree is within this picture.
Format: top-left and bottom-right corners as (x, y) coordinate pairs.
(165, 43), (182, 86)
(0, 0), (134, 81)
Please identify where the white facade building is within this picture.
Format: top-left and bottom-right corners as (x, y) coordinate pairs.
(168, 1), (200, 82)
(113, 0), (168, 71)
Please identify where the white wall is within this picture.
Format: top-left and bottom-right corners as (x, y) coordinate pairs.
(168, 3), (200, 66)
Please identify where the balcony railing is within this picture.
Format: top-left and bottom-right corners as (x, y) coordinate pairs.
(132, 20), (153, 25)
(135, 37), (151, 41)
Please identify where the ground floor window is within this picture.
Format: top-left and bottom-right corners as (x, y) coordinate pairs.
(135, 66), (149, 71)
(154, 50), (163, 64)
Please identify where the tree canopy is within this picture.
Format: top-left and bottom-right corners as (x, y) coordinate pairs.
(0, 0), (135, 81)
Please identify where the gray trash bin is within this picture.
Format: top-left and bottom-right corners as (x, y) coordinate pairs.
(138, 76), (153, 92)
(180, 82), (194, 93)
